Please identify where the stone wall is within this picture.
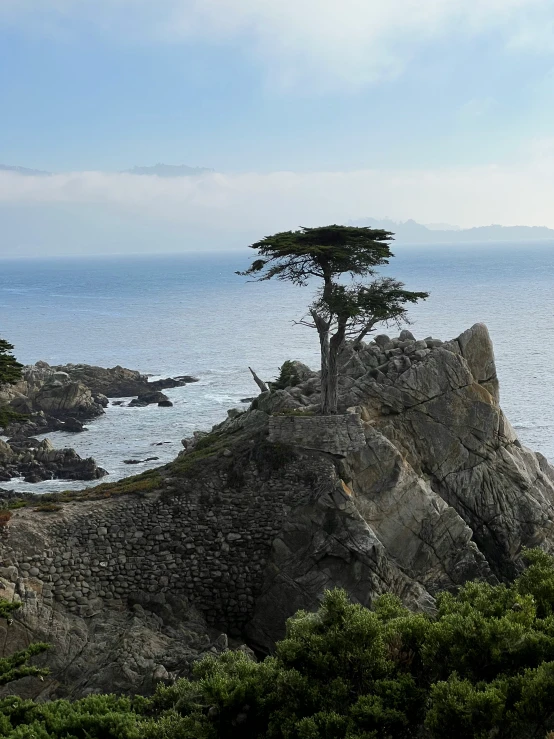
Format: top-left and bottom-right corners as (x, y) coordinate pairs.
(268, 413), (366, 457)
(0, 461), (313, 634)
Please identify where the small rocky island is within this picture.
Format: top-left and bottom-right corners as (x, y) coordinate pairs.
(2, 323), (554, 699)
(0, 362), (198, 483)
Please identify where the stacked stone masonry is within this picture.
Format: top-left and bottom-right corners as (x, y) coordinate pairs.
(268, 414), (366, 456)
(0, 463), (311, 634)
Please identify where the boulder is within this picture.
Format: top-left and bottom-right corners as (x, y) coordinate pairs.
(93, 393), (110, 408)
(254, 390), (302, 415)
(0, 440), (12, 462)
(62, 417), (86, 433)
(123, 457), (159, 465)
(227, 408), (243, 419)
(129, 391), (170, 407)
(399, 329), (416, 341)
(374, 334), (391, 348)
(456, 322), (499, 402)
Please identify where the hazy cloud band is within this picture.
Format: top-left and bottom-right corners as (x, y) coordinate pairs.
(1, 162), (554, 235)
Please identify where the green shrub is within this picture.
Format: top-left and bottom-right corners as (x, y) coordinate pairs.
(6, 502), (27, 510)
(0, 408), (26, 432)
(271, 361), (302, 391)
(65, 468), (163, 501)
(2, 550), (554, 737)
(32, 504), (62, 513)
(0, 601), (49, 691)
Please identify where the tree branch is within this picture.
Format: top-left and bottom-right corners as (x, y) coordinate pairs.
(248, 367), (269, 393)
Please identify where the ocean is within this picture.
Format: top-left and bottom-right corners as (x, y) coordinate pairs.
(1, 243), (554, 493)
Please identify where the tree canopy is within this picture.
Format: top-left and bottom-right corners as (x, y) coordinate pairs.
(311, 277), (428, 346)
(239, 226), (428, 414)
(239, 225), (395, 287)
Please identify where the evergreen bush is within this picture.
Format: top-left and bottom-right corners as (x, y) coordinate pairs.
(1, 550), (554, 737)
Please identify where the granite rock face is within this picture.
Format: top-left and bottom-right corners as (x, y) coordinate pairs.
(0, 365), (106, 437)
(2, 324), (554, 694)
(245, 323), (554, 646)
(0, 580), (230, 700)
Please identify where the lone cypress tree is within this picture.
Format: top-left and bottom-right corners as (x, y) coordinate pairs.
(239, 225), (428, 414)
(0, 338), (23, 386)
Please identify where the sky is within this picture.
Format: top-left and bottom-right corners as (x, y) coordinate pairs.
(3, 0), (554, 255)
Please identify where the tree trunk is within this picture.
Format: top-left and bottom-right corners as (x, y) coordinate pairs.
(311, 309), (331, 415)
(327, 320), (347, 415)
(319, 328), (331, 415)
(353, 320), (377, 348)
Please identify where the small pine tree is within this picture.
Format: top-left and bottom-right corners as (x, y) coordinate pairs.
(0, 338), (23, 386)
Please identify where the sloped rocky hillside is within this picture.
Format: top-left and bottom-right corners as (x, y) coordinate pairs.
(1, 323), (554, 697)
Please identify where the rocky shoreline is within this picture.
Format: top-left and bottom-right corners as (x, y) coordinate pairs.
(0, 362), (198, 485)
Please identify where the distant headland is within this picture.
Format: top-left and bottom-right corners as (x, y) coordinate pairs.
(351, 216), (554, 243)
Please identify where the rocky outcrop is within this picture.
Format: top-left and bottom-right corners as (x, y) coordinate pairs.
(50, 363), (198, 397)
(0, 361), (195, 436)
(0, 437), (107, 483)
(0, 365), (107, 437)
(1, 324), (554, 695)
(2, 366), (106, 417)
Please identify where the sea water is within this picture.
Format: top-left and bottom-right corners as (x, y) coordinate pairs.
(1, 243), (553, 493)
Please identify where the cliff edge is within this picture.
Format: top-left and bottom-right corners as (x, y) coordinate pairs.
(1, 323), (554, 697)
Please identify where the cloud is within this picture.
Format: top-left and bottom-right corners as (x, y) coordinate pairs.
(2, 157), (554, 244)
(2, 0), (554, 89)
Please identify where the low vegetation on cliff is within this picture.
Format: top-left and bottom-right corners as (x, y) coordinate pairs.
(1, 549), (554, 738)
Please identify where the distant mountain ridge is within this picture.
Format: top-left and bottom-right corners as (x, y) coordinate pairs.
(0, 163), (213, 177)
(351, 217), (554, 243)
(123, 163), (214, 177)
(0, 164), (50, 176)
